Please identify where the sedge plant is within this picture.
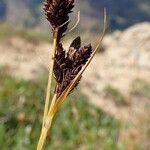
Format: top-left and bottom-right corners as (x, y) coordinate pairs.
(37, 0), (107, 150)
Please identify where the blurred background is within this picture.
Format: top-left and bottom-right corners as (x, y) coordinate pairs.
(0, 0), (150, 149)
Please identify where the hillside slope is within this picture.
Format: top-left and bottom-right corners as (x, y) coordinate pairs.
(0, 22), (150, 150)
(0, 0), (149, 30)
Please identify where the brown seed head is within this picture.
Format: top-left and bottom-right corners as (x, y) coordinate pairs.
(54, 37), (93, 97)
(43, 1), (93, 98)
(43, 0), (75, 41)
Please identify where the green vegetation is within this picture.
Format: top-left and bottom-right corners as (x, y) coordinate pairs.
(0, 23), (49, 43)
(0, 70), (123, 150)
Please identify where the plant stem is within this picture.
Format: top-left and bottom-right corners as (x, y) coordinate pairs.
(42, 29), (58, 128)
(37, 94), (57, 150)
(37, 117), (53, 150)
(49, 94), (57, 111)
(37, 28), (58, 150)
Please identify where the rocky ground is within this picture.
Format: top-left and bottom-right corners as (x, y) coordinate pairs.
(82, 22), (150, 119)
(0, 22), (150, 149)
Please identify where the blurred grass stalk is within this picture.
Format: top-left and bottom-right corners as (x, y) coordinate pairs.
(37, 1), (107, 149)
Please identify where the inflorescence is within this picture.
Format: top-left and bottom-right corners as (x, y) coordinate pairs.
(43, 0), (93, 98)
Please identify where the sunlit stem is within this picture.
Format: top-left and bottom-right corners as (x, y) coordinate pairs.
(37, 116), (53, 150)
(42, 28), (58, 128)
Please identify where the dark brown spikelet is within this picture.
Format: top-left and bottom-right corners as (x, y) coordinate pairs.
(43, 0), (74, 41)
(54, 37), (93, 97)
(43, 1), (93, 98)
(53, 43), (66, 84)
